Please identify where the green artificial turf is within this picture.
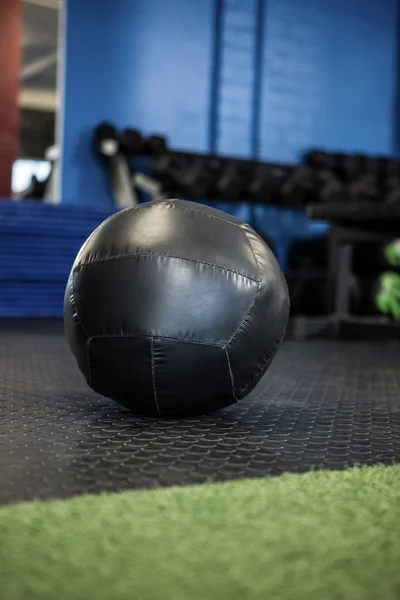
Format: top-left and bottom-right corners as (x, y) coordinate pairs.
(1, 465), (400, 600)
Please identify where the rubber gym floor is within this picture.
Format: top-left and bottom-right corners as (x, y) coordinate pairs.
(1, 318), (400, 600)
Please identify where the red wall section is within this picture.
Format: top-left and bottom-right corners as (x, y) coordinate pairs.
(0, 0), (21, 197)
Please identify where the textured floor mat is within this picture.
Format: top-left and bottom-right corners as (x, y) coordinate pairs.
(0, 320), (399, 504)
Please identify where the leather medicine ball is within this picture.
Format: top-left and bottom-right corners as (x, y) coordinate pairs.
(64, 199), (290, 418)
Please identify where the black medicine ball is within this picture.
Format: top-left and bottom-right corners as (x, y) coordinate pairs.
(64, 199), (289, 418)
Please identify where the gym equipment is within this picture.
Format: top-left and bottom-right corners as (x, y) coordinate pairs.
(43, 144), (60, 204)
(307, 194), (400, 338)
(384, 239), (400, 268)
(352, 239), (386, 276)
(150, 154), (224, 198)
(347, 173), (380, 204)
(170, 156), (218, 197)
(248, 165), (288, 204)
(380, 157), (400, 181)
(374, 272), (400, 321)
(64, 199), (289, 418)
(341, 154), (368, 183)
(304, 150), (331, 170)
(331, 152), (347, 178)
(151, 153), (182, 192)
(15, 175), (47, 201)
(15, 145), (58, 203)
(142, 134), (168, 155)
(316, 169), (344, 204)
(119, 128), (144, 154)
(93, 122), (139, 208)
(216, 161), (253, 200)
(94, 122), (119, 153)
(281, 165), (316, 206)
(385, 183), (400, 206)
(308, 202), (400, 222)
(150, 153), (212, 196)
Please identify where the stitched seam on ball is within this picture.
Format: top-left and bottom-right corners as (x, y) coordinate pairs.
(86, 339), (92, 387)
(70, 274), (93, 387)
(224, 284), (261, 348)
(74, 253), (260, 283)
(70, 272), (90, 339)
(73, 204), (169, 267)
(237, 339), (279, 398)
(224, 347), (239, 402)
(167, 200), (243, 230)
(73, 208), (131, 265)
(241, 225), (262, 276)
(87, 334), (223, 348)
(237, 305), (290, 398)
(151, 338), (162, 417)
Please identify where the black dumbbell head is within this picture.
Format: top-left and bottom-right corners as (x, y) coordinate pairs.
(348, 175), (380, 203)
(119, 129), (144, 154)
(281, 165), (317, 206)
(94, 122), (119, 156)
(304, 149), (330, 170)
(216, 161), (251, 200)
(176, 158), (215, 197)
(248, 165), (285, 204)
(320, 178), (346, 204)
(144, 135), (168, 155)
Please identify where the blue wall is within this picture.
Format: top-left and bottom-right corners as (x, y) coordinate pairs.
(259, 0), (399, 162)
(61, 0), (400, 206)
(214, 0), (259, 157)
(62, 0), (215, 206)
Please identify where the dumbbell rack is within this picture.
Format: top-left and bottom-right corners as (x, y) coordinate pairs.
(94, 124), (400, 338)
(306, 203), (400, 339)
(93, 121), (299, 208)
(93, 121), (329, 266)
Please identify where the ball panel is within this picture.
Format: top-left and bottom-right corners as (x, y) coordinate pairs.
(227, 286), (289, 399)
(225, 240), (290, 399)
(167, 199), (245, 226)
(240, 223), (277, 284)
(88, 336), (159, 416)
(73, 200), (260, 282)
(152, 338), (235, 417)
(72, 256), (258, 345)
(64, 270), (89, 378)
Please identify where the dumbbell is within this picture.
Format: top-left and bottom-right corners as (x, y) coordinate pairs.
(331, 152), (347, 181)
(151, 154), (216, 197)
(303, 149), (331, 170)
(364, 157), (380, 178)
(347, 173), (380, 204)
(93, 122), (139, 208)
(216, 161), (253, 200)
(151, 153), (183, 192)
(247, 164), (286, 204)
(173, 157), (220, 198)
(94, 122), (120, 156)
(385, 185), (400, 206)
(376, 157), (400, 180)
(379, 159), (400, 198)
(119, 128), (144, 154)
(317, 169), (345, 203)
(142, 134), (168, 155)
(341, 154), (368, 183)
(384, 177), (400, 202)
(280, 165), (317, 206)
(371, 272), (400, 320)
(119, 129), (167, 155)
